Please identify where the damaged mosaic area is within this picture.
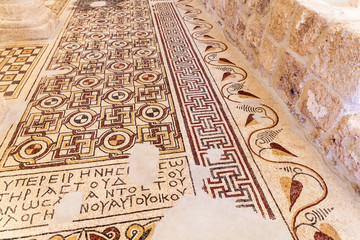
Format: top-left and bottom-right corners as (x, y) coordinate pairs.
(0, 0), (360, 239)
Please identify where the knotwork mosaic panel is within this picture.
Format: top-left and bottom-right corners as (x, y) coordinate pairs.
(0, 0), (184, 171)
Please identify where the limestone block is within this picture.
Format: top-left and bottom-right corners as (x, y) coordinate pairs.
(224, 0), (239, 34)
(289, 5), (328, 56)
(328, 113), (360, 180)
(224, 0), (250, 32)
(0, 0), (59, 42)
(236, 39), (255, 63)
(235, 15), (248, 43)
(215, 0), (226, 20)
(255, 0), (270, 16)
(267, 0), (298, 42)
(274, 52), (307, 105)
(206, 0), (216, 13)
(311, 23), (360, 104)
(244, 15), (265, 53)
(225, 9), (248, 45)
(258, 36), (278, 74)
(245, 0), (270, 16)
(300, 81), (343, 131)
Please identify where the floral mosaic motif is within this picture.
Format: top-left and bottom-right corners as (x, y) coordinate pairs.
(48, 223), (155, 240)
(175, 0), (343, 239)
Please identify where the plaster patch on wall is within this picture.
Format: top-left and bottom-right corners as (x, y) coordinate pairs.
(40, 69), (71, 77)
(229, 77), (238, 83)
(129, 143), (159, 187)
(0, 101), (27, 136)
(296, 12), (307, 29)
(206, 148), (223, 163)
(253, 113), (264, 123)
(341, 136), (360, 174)
(238, 99), (261, 110)
(190, 164), (212, 191)
(90, 1), (107, 7)
(307, 90), (328, 120)
(153, 165), (291, 239)
(44, 0), (56, 5)
(52, 192), (82, 225)
(347, 116), (360, 131)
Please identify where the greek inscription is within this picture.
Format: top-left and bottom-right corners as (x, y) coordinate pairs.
(0, 158), (193, 231)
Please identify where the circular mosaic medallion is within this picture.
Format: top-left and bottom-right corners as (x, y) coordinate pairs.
(101, 129), (135, 153)
(77, 13), (90, 19)
(134, 31), (151, 37)
(133, 17), (147, 22)
(89, 33), (107, 40)
(14, 137), (52, 162)
(75, 76), (102, 89)
(134, 48), (155, 57)
(108, 135), (126, 146)
(107, 61), (131, 72)
(69, 26), (86, 32)
(113, 25), (129, 31)
(83, 51), (105, 61)
(62, 43), (82, 51)
(135, 71), (161, 84)
(94, 19), (108, 24)
(115, 12), (128, 17)
(67, 111), (95, 128)
(104, 88), (133, 104)
(110, 40), (129, 48)
(38, 95), (66, 110)
(138, 103), (168, 122)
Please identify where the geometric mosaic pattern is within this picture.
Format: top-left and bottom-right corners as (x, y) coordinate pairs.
(0, 0), (184, 171)
(0, 46), (45, 98)
(153, 2), (273, 217)
(0, 0), (68, 100)
(0, 0), (358, 239)
(43, 0), (70, 16)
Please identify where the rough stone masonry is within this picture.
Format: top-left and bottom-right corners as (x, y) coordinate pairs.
(201, 0), (360, 195)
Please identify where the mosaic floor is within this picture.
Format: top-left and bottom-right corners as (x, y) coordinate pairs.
(0, 0), (360, 239)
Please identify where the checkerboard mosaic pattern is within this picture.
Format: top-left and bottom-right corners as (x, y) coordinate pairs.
(0, 46), (44, 98)
(43, 0), (70, 16)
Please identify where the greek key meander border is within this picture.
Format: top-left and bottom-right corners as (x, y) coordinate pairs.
(151, 2), (274, 218)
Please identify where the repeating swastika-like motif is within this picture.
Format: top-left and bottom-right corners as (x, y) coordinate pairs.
(0, 0), (184, 170)
(0, 46), (45, 98)
(152, 2), (274, 218)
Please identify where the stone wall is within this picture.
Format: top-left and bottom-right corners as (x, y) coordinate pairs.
(200, 0), (360, 191)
